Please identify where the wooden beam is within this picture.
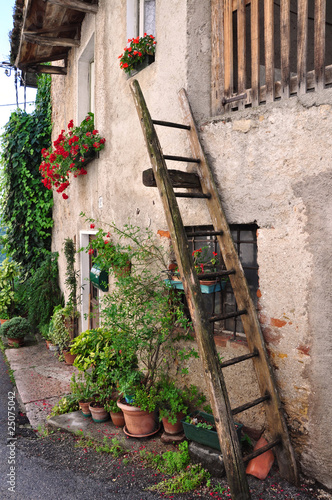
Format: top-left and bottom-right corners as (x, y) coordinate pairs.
(237, 0), (246, 110)
(264, 0), (275, 102)
(280, 0), (290, 99)
(25, 24), (80, 36)
(143, 168), (201, 189)
(297, 0), (308, 95)
(20, 52), (69, 66)
(27, 64), (67, 75)
(251, 0), (259, 106)
(45, 0), (98, 14)
(314, 0), (326, 91)
(211, 0), (225, 116)
(23, 33), (80, 47)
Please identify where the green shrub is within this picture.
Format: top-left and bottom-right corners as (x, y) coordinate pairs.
(1, 316), (32, 339)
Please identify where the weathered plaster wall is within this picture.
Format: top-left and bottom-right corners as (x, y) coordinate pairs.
(200, 91), (332, 487)
(49, 0), (332, 489)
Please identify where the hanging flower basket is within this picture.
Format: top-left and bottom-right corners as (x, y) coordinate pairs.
(119, 34), (156, 74)
(39, 113), (106, 199)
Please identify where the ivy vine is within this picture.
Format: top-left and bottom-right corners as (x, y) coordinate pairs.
(0, 74), (53, 275)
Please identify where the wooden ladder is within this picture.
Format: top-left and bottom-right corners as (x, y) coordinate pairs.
(131, 80), (298, 500)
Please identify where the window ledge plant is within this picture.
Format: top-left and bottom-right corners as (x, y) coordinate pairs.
(119, 34), (156, 74)
(39, 112), (106, 200)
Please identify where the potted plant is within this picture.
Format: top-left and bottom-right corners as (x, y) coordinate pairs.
(82, 219), (198, 437)
(70, 372), (94, 417)
(104, 398), (125, 427)
(119, 34), (156, 75)
(1, 316), (32, 347)
(0, 258), (19, 322)
(48, 306), (71, 359)
(39, 113), (106, 200)
(182, 411), (243, 452)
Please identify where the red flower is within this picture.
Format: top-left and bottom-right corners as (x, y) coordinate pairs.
(212, 252), (218, 257)
(68, 119), (74, 129)
(90, 223), (95, 229)
(92, 129), (98, 135)
(104, 240), (109, 245)
(88, 248), (94, 255)
(62, 193), (69, 200)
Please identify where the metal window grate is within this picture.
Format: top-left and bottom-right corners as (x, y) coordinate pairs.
(185, 224), (259, 339)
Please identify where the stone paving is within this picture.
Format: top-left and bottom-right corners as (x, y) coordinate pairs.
(5, 340), (77, 428)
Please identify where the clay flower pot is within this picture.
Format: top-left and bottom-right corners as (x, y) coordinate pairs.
(110, 410), (125, 427)
(7, 337), (24, 347)
(89, 402), (109, 423)
(162, 412), (185, 435)
(117, 399), (157, 436)
(63, 350), (77, 365)
(79, 401), (93, 417)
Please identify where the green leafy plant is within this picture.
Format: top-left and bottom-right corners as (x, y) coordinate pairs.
(140, 441), (191, 475)
(149, 464), (210, 494)
(0, 259), (19, 319)
(119, 34), (156, 73)
(0, 74), (53, 275)
(70, 372), (94, 403)
(81, 218), (196, 407)
(16, 252), (62, 330)
(63, 238), (79, 338)
(48, 307), (71, 352)
(39, 113), (106, 199)
(0, 316), (32, 339)
(49, 395), (79, 417)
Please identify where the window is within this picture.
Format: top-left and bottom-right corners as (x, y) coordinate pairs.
(127, 0), (156, 39)
(185, 224), (259, 339)
(212, 0), (332, 114)
(77, 34), (95, 123)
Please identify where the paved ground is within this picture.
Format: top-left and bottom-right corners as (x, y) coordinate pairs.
(2, 339), (332, 500)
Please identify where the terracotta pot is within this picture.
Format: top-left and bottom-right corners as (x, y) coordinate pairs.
(7, 337), (24, 347)
(45, 340), (52, 349)
(162, 412), (185, 435)
(117, 399), (157, 436)
(110, 410), (125, 427)
(89, 402), (109, 423)
(79, 401), (93, 417)
(63, 350), (77, 365)
(0, 319), (8, 325)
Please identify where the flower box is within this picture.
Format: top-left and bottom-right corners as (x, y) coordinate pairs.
(164, 279), (226, 294)
(181, 411), (243, 452)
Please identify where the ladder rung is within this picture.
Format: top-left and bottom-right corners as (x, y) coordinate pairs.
(186, 230), (223, 237)
(175, 192), (211, 199)
(231, 394), (270, 416)
(197, 269), (235, 280)
(152, 119), (191, 130)
(209, 309), (247, 323)
(163, 155), (201, 163)
(243, 438), (281, 463)
(220, 349), (259, 368)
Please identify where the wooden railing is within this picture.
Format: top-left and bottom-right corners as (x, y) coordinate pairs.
(211, 0), (330, 115)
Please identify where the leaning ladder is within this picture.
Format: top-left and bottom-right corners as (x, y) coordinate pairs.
(131, 80), (298, 500)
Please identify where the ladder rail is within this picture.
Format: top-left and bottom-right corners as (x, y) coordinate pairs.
(178, 88), (298, 485)
(131, 79), (251, 500)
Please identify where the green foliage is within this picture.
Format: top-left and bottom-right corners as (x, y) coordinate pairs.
(48, 307), (71, 351)
(149, 464), (210, 494)
(49, 395), (79, 417)
(0, 316), (32, 339)
(0, 258), (19, 318)
(81, 218), (196, 399)
(140, 441), (190, 475)
(70, 372), (94, 403)
(0, 74), (53, 275)
(16, 252), (62, 330)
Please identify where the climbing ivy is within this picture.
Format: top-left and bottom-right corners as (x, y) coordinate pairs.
(0, 74), (53, 275)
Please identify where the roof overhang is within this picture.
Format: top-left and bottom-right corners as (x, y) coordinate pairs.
(12, 0), (98, 76)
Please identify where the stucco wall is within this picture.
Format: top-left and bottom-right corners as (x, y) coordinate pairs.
(49, 0), (332, 489)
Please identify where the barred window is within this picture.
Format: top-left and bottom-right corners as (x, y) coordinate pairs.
(185, 224), (259, 338)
